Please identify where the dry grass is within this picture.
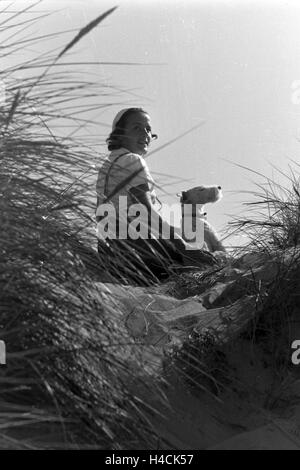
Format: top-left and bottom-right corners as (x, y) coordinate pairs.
(163, 165), (300, 407)
(229, 163), (300, 251)
(1, 2), (300, 450)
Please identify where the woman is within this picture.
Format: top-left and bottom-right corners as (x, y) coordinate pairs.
(96, 107), (215, 284)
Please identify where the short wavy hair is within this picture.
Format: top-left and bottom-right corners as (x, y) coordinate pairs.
(106, 108), (157, 151)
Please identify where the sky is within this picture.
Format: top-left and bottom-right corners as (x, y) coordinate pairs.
(4, 0), (300, 247)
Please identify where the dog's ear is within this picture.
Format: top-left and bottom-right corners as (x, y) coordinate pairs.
(181, 191), (188, 202)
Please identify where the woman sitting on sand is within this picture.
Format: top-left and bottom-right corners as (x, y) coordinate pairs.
(96, 107), (215, 284)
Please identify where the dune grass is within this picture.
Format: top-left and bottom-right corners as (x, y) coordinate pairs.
(1, 2), (300, 450)
(229, 163), (300, 251)
(0, 3), (175, 449)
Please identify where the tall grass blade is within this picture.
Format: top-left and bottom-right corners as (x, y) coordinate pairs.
(56, 6), (118, 60)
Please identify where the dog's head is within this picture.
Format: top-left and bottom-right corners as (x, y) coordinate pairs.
(179, 185), (223, 205)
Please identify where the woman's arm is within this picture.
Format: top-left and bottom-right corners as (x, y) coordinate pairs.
(129, 185), (218, 265)
(129, 184), (187, 251)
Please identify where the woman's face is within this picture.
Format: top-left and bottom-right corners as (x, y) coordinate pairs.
(121, 111), (152, 155)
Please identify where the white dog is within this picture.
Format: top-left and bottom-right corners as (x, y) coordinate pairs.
(179, 185), (226, 253)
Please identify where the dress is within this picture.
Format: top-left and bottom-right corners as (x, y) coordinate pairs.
(95, 147), (183, 283)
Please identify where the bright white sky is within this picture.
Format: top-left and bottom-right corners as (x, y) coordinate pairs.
(6, 0), (300, 246)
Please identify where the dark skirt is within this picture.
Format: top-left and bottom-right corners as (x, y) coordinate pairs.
(97, 237), (184, 285)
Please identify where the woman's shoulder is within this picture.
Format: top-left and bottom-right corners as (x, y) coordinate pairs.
(111, 148), (146, 167)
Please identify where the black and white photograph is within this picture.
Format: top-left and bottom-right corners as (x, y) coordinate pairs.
(1, 0), (300, 452)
